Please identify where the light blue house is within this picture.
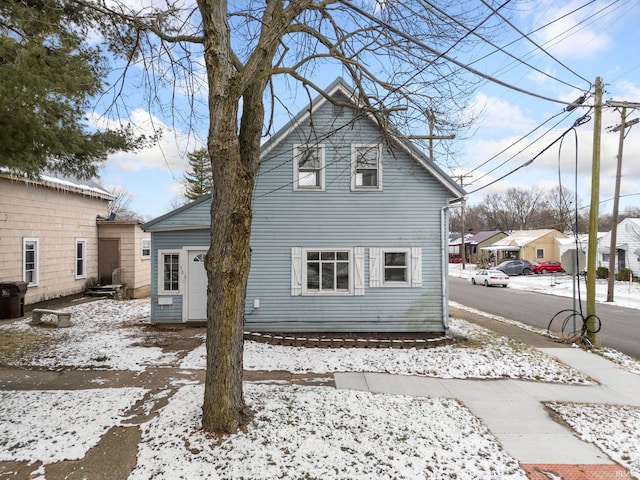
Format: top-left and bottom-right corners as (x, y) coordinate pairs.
(143, 78), (465, 333)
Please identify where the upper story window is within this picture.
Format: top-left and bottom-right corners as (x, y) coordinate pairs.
(293, 144), (325, 191)
(23, 238), (39, 286)
(352, 144), (382, 190)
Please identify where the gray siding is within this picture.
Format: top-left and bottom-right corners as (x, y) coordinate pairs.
(146, 87), (457, 331)
(245, 99), (452, 332)
(149, 229), (209, 324)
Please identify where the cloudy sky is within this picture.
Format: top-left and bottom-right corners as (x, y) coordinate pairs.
(96, 0), (640, 221)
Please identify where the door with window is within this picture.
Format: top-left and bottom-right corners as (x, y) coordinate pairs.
(187, 250), (208, 321)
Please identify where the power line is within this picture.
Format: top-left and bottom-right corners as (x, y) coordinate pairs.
(422, 0), (586, 92)
(466, 113), (591, 195)
(478, 0), (592, 86)
(465, 108), (571, 178)
(338, 0), (579, 107)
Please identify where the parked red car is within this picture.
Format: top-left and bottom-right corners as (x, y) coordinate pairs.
(532, 261), (564, 274)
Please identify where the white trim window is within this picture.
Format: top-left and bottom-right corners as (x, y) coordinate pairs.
(293, 144), (325, 190)
(291, 247), (365, 296)
(23, 238), (39, 286)
(536, 248), (545, 259)
(141, 239), (151, 259)
(305, 249), (351, 294)
(370, 247), (422, 288)
(383, 249), (410, 286)
(75, 238), (87, 279)
(158, 250), (181, 294)
(351, 144), (382, 190)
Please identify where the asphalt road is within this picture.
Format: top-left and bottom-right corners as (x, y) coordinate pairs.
(449, 275), (640, 360)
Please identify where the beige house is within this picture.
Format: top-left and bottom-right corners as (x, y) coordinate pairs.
(97, 220), (151, 299)
(1, 172), (151, 306)
(482, 229), (569, 264)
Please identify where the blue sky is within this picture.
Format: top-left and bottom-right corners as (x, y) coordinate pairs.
(96, 0), (640, 221)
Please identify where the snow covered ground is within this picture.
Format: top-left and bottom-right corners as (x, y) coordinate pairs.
(0, 272), (639, 478)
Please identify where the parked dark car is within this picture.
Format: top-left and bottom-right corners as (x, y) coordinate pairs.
(495, 259), (533, 276)
(532, 260), (565, 274)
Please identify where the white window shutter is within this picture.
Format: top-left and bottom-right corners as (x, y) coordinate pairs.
(354, 247), (365, 295)
(369, 247), (381, 288)
(291, 247), (302, 296)
(411, 247), (422, 287)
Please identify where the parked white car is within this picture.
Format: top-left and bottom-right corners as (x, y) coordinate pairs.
(471, 269), (510, 288)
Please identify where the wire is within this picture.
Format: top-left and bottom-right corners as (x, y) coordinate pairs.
(465, 108), (571, 178)
(466, 111), (592, 195)
(479, 0), (592, 87)
(420, 0), (585, 91)
(338, 0), (579, 106)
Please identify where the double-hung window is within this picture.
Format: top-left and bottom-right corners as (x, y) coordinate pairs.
(141, 239), (151, 259)
(293, 144), (324, 190)
(383, 250), (410, 285)
(75, 239), (87, 279)
(158, 250), (181, 294)
(370, 247), (422, 288)
(23, 238), (39, 286)
(352, 144), (382, 190)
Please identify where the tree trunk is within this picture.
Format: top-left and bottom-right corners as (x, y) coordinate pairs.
(202, 112), (253, 432)
(199, 39), (266, 431)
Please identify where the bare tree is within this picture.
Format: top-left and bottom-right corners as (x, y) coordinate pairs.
(479, 192), (514, 231)
(544, 185), (581, 233)
(107, 186), (143, 221)
(505, 187), (545, 230)
(83, 0), (514, 433)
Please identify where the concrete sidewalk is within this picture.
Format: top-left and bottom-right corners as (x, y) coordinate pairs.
(335, 346), (638, 477)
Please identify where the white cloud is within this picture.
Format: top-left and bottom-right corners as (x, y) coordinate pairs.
(90, 109), (205, 174)
(528, 1), (612, 60)
(469, 93), (537, 135)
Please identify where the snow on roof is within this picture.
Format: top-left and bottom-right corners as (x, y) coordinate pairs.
(0, 168), (114, 200)
(491, 229), (560, 247)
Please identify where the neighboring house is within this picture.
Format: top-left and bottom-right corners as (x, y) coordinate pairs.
(597, 218), (640, 277)
(97, 220), (151, 299)
(143, 78), (465, 333)
(467, 231), (508, 266)
(481, 229), (569, 264)
(0, 171), (113, 305)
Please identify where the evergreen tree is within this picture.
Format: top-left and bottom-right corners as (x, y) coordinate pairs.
(183, 148), (213, 201)
(0, 0), (148, 178)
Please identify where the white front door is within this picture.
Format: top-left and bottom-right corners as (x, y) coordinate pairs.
(187, 250), (208, 321)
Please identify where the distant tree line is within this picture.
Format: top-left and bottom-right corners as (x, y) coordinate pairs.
(451, 186), (640, 234)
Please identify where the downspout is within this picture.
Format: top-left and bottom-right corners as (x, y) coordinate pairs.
(441, 202), (451, 335)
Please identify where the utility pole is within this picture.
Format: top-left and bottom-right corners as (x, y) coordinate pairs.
(409, 112), (458, 266)
(457, 174), (472, 269)
(586, 77), (603, 346)
(604, 101), (640, 302)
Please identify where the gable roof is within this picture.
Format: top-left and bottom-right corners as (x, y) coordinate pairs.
(261, 77), (465, 200)
(467, 230), (506, 245)
(492, 229), (567, 247)
(142, 194), (212, 232)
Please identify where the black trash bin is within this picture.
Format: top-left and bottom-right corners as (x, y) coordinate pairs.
(0, 281), (28, 319)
